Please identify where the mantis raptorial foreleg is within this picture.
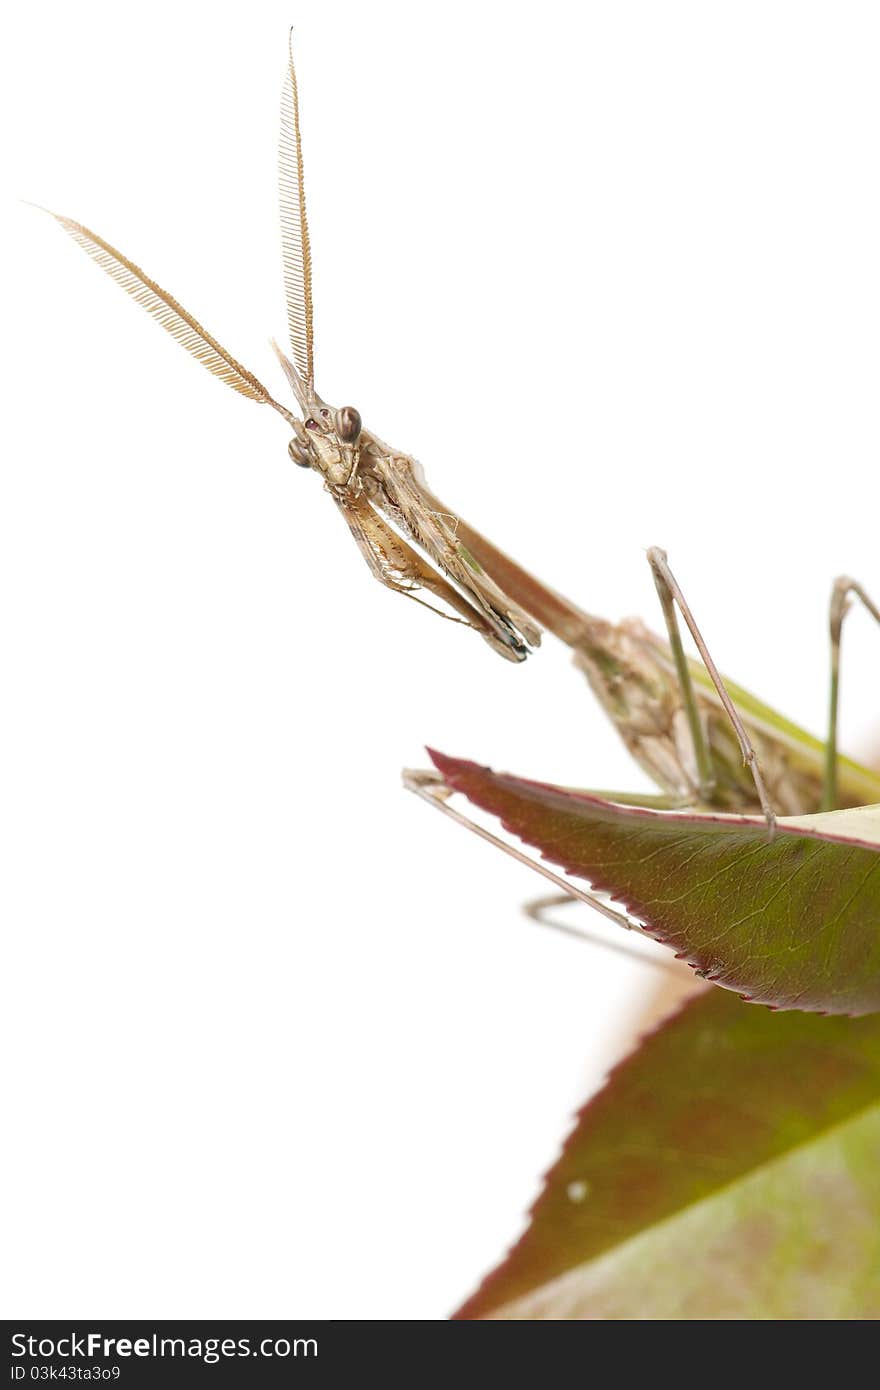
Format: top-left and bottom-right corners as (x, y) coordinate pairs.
(646, 547), (778, 835)
(823, 577), (880, 811)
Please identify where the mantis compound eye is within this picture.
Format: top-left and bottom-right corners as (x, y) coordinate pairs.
(288, 436), (311, 468)
(336, 406), (362, 444)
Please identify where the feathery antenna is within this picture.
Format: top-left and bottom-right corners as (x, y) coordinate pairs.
(279, 29), (315, 390)
(39, 208), (295, 422)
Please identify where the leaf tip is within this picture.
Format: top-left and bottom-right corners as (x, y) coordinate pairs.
(426, 748), (482, 785)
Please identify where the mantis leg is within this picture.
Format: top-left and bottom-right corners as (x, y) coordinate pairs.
(646, 548), (777, 834)
(403, 771), (695, 976)
(403, 768), (642, 934)
(521, 785), (695, 973)
(524, 895), (688, 975)
(822, 577), (880, 811)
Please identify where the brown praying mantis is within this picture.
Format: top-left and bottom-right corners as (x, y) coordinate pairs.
(37, 37), (538, 667)
(35, 35), (880, 946)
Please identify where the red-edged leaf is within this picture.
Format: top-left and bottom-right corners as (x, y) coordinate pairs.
(456, 987), (880, 1319)
(429, 751), (880, 1015)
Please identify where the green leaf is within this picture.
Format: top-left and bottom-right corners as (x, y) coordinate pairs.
(429, 751), (880, 1015)
(456, 988), (880, 1319)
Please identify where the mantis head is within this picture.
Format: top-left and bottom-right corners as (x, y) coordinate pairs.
(271, 340), (363, 490)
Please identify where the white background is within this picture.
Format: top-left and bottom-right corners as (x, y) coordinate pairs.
(3, 0), (879, 1319)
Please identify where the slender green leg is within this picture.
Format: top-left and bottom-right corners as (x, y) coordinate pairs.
(645, 550), (715, 805)
(822, 577), (880, 811)
(646, 547), (777, 835)
(563, 788), (695, 810)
